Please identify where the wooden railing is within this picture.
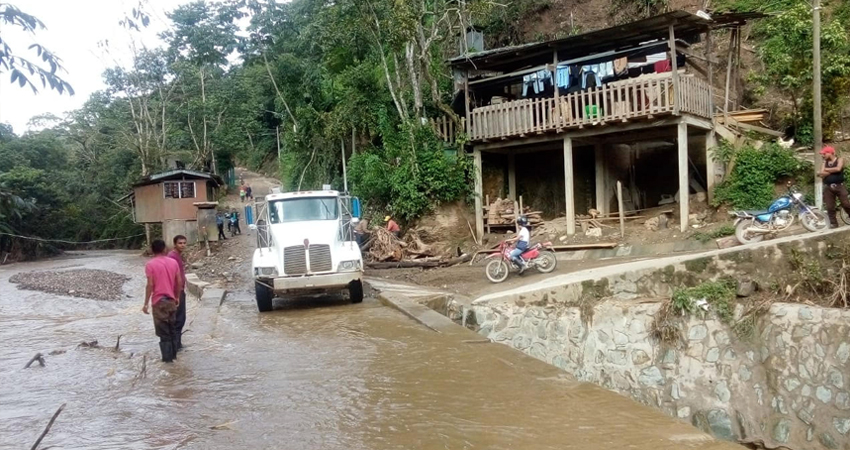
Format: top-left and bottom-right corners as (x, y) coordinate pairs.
(429, 116), (461, 144)
(469, 75), (713, 141)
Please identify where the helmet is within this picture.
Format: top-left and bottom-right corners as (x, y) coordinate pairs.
(517, 216), (529, 227)
(384, 215), (392, 222)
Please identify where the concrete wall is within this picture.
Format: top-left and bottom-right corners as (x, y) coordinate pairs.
(163, 219), (199, 246)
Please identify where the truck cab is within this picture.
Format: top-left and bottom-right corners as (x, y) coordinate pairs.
(250, 190), (364, 312)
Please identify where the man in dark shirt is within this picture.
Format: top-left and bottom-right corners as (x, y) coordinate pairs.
(167, 235), (188, 351)
(818, 146), (850, 228)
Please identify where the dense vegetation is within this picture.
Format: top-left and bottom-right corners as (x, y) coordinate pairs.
(1, 0), (849, 258)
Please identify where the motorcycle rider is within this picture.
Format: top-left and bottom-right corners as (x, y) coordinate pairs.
(818, 146), (850, 228)
(507, 216), (531, 274)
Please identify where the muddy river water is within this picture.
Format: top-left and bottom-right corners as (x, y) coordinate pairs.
(0, 251), (739, 450)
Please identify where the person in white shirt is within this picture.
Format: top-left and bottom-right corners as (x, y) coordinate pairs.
(507, 216), (530, 273)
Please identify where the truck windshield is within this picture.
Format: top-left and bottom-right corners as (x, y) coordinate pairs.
(269, 197), (339, 223)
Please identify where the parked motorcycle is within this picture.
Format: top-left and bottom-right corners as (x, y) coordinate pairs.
(731, 185), (827, 245)
(484, 240), (557, 283)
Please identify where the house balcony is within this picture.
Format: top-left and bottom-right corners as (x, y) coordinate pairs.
(468, 74), (712, 142)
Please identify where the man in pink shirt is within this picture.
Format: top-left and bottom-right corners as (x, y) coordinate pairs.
(167, 235), (188, 352)
(143, 239), (183, 363)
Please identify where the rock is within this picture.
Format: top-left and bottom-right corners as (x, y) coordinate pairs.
(715, 236), (739, 249)
(834, 417), (850, 435)
(228, 256), (237, 261)
(606, 350), (628, 365)
(632, 350), (650, 365)
(835, 392), (850, 410)
(558, 235), (567, 242)
(837, 342), (850, 364)
(715, 380), (731, 402)
(658, 214), (669, 229)
(773, 419), (791, 443)
(707, 409), (734, 440)
(819, 432), (839, 449)
(671, 382), (681, 400)
(714, 330), (731, 346)
(644, 217), (660, 231)
(695, 192), (707, 203)
(190, 261), (205, 269)
(736, 280), (756, 297)
(585, 228), (602, 237)
(817, 386), (833, 404)
(688, 325), (708, 341)
(723, 349), (737, 361)
(798, 307), (814, 320)
(706, 347), (721, 362)
(802, 385), (812, 397)
(638, 366), (665, 387)
(738, 366), (753, 382)
(784, 378), (801, 392)
(827, 367), (844, 388)
(68, 290), (76, 294)
(677, 406), (691, 418)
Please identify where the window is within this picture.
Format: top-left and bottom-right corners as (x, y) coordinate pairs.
(164, 181), (196, 199)
(269, 197), (338, 224)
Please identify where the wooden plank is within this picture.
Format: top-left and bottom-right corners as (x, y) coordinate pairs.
(617, 180), (625, 237)
(550, 243), (618, 251)
(726, 117), (784, 137)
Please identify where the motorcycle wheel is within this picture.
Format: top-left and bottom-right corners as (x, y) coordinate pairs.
(535, 251), (558, 273)
(735, 219), (765, 245)
(842, 208), (850, 226)
(800, 208), (828, 232)
(485, 259), (510, 283)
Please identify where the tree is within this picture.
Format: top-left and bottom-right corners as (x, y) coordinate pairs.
(0, 3), (73, 94)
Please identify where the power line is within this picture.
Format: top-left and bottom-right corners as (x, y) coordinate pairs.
(0, 232), (145, 245)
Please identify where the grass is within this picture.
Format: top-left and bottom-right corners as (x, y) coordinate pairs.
(691, 225), (736, 243)
(652, 280), (738, 346)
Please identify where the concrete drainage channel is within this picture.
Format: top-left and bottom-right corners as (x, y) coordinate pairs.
(372, 228), (850, 450)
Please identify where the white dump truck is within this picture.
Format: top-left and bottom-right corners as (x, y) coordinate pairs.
(249, 189), (364, 312)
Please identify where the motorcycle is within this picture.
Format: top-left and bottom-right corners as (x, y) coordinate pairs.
(484, 240), (558, 283)
(731, 185), (827, 245)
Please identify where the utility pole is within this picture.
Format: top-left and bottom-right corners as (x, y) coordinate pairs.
(813, 0), (824, 208)
(276, 126), (281, 174)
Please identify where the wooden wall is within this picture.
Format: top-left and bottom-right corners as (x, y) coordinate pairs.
(134, 180), (213, 223)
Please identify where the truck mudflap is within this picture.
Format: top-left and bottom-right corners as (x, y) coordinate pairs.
(272, 272), (362, 292)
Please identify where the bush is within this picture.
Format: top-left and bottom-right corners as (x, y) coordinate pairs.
(348, 117), (470, 222)
(713, 143), (807, 209)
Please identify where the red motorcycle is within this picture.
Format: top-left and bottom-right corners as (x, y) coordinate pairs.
(484, 240), (557, 283)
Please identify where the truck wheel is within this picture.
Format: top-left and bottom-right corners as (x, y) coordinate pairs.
(349, 280), (364, 304)
(255, 281), (274, 312)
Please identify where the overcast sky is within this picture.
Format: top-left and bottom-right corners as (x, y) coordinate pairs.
(0, 0), (189, 134)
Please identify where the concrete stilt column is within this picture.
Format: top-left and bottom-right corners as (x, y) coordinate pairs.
(594, 144), (607, 214)
(473, 148), (484, 239)
(564, 137), (575, 235)
(705, 130), (718, 204)
(508, 153), (517, 201)
(678, 122), (690, 232)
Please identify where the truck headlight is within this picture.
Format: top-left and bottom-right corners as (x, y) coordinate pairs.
(337, 260), (361, 272)
(255, 267), (277, 277)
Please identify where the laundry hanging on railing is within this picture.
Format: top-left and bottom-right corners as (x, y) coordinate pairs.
(521, 69), (552, 97)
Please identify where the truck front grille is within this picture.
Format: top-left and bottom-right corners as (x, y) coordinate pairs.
(283, 244), (333, 274)
(283, 246), (307, 275)
(308, 245), (332, 272)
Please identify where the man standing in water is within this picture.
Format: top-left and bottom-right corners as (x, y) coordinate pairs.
(167, 235), (188, 351)
(142, 239), (183, 362)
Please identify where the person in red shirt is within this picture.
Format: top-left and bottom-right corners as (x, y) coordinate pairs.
(167, 235), (188, 352)
(143, 239), (183, 363)
(385, 215), (401, 238)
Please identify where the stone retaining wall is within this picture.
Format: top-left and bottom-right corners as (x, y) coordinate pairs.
(468, 300), (850, 449)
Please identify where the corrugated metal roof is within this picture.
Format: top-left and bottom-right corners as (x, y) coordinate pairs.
(132, 169), (224, 188)
(449, 10), (764, 72)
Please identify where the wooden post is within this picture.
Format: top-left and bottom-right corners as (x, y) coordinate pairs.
(678, 121), (690, 232)
(514, 200), (520, 233)
(144, 223), (151, 248)
(668, 23), (680, 115)
(508, 153), (517, 201)
(617, 181), (625, 237)
(723, 28), (736, 121)
(464, 70), (472, 135)
(563, 136), (576, 235)
(594, 143), (607, 214)
(706, 29), (715, 116)
(519, 195), (524, 221)
(473, 148), (484, 239)
(485, 194), (491, 234)
(553, 50), (561, 128)
(706, 130), (718, 203)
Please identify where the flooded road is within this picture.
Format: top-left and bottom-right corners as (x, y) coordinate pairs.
(1, 251), (739, 450)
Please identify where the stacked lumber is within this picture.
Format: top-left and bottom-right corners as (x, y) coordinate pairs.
(714, 109), (767, 124)
(486, 198), (543, 226)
